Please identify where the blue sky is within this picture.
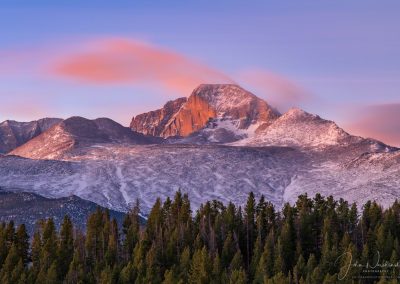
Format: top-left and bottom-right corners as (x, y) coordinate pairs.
(0, 1), (399, 145)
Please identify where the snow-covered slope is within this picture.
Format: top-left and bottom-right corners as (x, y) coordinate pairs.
(0, 145), (303, 212)
(283, 148), (400, 207)
(233, 108), (362, 148)
(1, 141), (399, 213)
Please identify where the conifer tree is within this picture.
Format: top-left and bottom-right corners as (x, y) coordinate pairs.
(15, 224), (29, 266)
(189, 246), (211, 284)
(0, 244), (21, 283)
(244, 192), (256, 270)
(58, 216), (74, 279)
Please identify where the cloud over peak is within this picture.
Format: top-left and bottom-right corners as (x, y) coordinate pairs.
(50, 38), (233, 96)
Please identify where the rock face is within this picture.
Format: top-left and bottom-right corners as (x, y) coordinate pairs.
(0, 118), (62, 153)
(130, 84), (280, 140)
(10, 116), (161, 159)
(130, 97), (187, 136)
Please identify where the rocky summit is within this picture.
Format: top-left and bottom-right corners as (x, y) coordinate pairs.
(131, 84), (279, 141)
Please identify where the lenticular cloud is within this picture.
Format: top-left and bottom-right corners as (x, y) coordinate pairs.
(50, 38), (233, 95)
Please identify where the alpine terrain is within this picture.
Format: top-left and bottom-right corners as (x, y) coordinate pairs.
(0, 84), (399, 214)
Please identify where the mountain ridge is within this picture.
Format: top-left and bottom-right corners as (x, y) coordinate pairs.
(10, 116), (162, 159)
(0, 84), (399, 215)
(0, 117), (62, 153)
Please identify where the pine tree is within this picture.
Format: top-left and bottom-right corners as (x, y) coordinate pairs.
(46, 261), (60, 284)
(65, 250), (87, 284)
(58, 216), (74, 279)
(144, 243), (162, 283)
(30, 230), (42, 280)
(254, 231), (275, 283)
(105, 219), (119, 267)
(41, 218), (58, 271)
(189, 246), (211, 284)
(244, 192), (256, 270)
(122, 199), (141, 261)
(15, 224), (29, 265)
(230, 250), (244, 272)
(0, 244), (21, 283)
(250, 234), (262, 279)
(229, 268), (247, 284)
(293, 255), (306, 283)
(221, 232), (236, 268)
(163, 269), (176, 284)
(280, 203), (296, 273)
(211, 253), (222, 284)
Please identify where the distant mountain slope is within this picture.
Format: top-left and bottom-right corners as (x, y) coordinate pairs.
(0, 118), (62, 153)
(10, 116), (162, 159)
(131, 84), (279, 142)
(0, 190), (125, 234)
(1, 142), (399, 214)
(231, 107), (397, 152)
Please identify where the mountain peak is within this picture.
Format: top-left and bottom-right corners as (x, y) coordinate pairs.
(233, 107), (352, 148)
(131, 84), (279, 139)
(191, 84), (258, 113)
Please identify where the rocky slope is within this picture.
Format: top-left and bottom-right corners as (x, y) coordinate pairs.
(131, 84), (279, 142)
(130, 97), (187, 136)
(10, 116), (161, 159)
(0, 118), (61, 153)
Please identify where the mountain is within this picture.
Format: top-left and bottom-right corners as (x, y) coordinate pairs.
(1, 84), (399, 215)
(0, 190), (125, 234)
(0, 118), (62, 153)
(10, 116), (162, 159)
(131, 84), (279, 142)
(232, 108), (380, 148)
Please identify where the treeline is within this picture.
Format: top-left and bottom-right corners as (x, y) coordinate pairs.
(0, 192), (400, 283)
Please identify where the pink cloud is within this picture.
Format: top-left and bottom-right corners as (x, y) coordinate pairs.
(49, 38), (234, 96)
(236, 69), (311, 110)
(343, 103), (400, 147)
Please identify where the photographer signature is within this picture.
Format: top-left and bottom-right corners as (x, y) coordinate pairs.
(335, 251), (400, 280)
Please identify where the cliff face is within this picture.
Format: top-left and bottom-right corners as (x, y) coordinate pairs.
(161, 92), (217, 137)
(130, 84), (279, 138)
(130, 97), (187, 136)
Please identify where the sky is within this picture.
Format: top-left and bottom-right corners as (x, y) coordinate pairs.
(0, 0), (399, 146)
